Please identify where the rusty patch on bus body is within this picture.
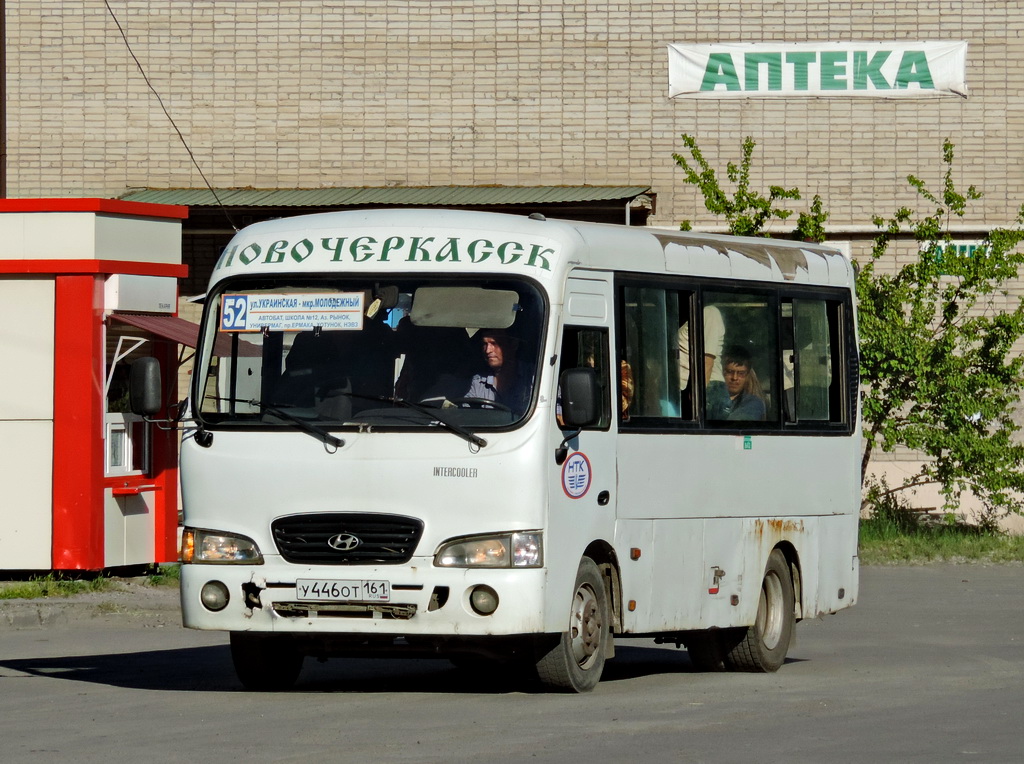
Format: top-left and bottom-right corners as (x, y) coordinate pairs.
(751, 518), (805, 540)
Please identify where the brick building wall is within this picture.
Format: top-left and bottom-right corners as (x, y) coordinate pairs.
(7, 1), (1024, 516)
(7, 1), (1023, 235)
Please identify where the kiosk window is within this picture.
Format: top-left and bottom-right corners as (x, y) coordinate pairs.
(104, 327), (152, 476)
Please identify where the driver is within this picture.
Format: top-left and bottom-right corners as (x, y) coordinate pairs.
(464, 329), (532, 416)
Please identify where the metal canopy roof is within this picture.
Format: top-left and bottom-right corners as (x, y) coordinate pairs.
(119, 185), (652, 208)
(110, 313), (261, 356)
(110, 313), (202, 347)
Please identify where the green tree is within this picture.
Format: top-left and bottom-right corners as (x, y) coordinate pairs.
(793, 194), (829, 244)
(857, 140), (1024, 521)
(672, 134), (801, 235)
(672, 134), (1024, 521)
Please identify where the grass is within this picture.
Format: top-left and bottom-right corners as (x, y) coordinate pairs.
(0, 564), (181, 601)
(0, 575), (114, 600)
(859, 508), (1024, 564)
(147, 564), (181, 587)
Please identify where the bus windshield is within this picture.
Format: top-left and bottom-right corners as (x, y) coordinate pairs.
(196, 276), (546, 432)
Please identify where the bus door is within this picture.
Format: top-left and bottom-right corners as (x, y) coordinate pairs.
(549, 274), (617, 572)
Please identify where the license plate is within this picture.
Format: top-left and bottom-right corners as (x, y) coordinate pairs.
(295, 579), (391, 602)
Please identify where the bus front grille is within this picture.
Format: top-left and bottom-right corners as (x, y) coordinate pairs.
(271, 513), (424, 565)
(273, 602), (418, 619)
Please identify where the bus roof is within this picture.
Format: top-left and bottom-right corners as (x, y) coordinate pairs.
(210, 208), (853, 290)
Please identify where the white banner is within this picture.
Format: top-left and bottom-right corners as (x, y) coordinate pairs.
(668, 41), (968, 99)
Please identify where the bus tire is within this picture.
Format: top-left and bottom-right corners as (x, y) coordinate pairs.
(230, 632), (304, 691)
(725, 549), (795, 673)
(535, 557), (609, 693)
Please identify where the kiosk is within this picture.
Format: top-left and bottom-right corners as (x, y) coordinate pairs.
(0, 199), (189, 571)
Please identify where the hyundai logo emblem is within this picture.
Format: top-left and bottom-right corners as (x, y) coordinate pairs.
(327, 533), (361, 551)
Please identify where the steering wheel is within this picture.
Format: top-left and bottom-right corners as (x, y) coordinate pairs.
(446, 396), (513, 413)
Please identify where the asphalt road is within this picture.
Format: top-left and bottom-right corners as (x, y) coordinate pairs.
(1, 564), (1021, 764)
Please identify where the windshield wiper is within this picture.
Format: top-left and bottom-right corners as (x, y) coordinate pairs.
(207, 397), (346, 449)
(353, 394), (487, 448)
(255, 401), (345, 448)
(207, 394), (483, 449)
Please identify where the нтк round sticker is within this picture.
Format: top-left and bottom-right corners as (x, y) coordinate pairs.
(561, 452), (592, 499)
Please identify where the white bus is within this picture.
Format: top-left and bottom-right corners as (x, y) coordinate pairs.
(135, 208), (860, 692)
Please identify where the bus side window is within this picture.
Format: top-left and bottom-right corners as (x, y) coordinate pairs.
(703, 291), (779, 424)
(785, 298), (841, 423)
(557, 327), (611, 429)
(621, 286), (689, 422)
(678, 301), (721, 419)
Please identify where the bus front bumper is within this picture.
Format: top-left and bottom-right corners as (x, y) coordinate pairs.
(180, 560), (551, 637)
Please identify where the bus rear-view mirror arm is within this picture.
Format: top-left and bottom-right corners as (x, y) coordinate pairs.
(129, 357), (212, 444)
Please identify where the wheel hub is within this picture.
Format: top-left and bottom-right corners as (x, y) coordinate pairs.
(570, 584), (602, 667)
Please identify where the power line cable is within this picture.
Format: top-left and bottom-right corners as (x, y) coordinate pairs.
(104, 0), (238, 231)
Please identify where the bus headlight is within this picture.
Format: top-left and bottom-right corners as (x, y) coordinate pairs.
(181, 528), (264, 564)
(434, 532), (542, 568)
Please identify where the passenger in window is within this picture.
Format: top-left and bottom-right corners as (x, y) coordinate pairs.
(465, 329), (532, 415)
(566, 332), (633, 419)
(706, 345), (766, 421)
(678, 305), (726, 389)
(620, 360), (634, 420)
(678, 305), (724, 420)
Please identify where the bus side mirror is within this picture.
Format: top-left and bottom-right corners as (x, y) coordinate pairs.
(129, 357), (163, 416)
(559, 367), (599, 429)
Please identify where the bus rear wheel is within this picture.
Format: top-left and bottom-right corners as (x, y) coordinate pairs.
(725, 549), (795, 672)
(535, 557), (610, 693)
(230, 632), (304, 691)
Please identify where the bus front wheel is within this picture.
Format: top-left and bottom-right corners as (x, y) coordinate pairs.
(230, 632), (304, 691)
(535, 557), (610, 693)
(725, 549), (795, 672)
